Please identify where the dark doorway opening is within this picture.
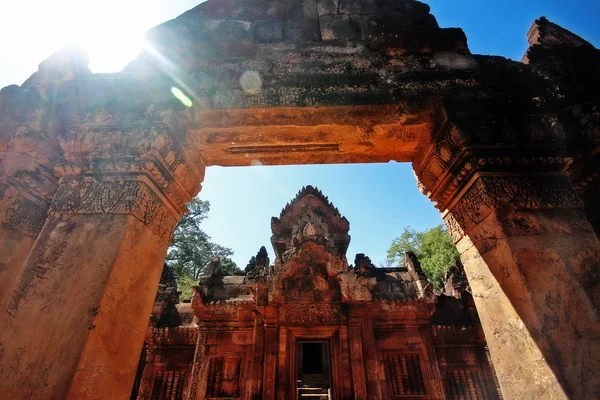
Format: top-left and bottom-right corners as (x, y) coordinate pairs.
(296, 341), (331, 399)
(302, 342), (324, 374)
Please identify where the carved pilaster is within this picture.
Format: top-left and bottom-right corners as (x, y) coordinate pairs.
(46, 119), (206, 243)
(262, 324), (278, 400)
(349, 321), (367, 400)
(186, 330), (208, 400)
(360, 317), (382, 400)
(136, 361), (155, 400)
(422, 330), (445, 400)
(247, 313), (265, 400)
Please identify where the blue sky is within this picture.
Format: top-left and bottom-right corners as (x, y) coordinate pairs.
(1, 1), (599, 268)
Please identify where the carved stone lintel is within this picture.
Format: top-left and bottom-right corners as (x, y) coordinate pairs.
(49, 178), (179, 244)
(444, 173), (583, 242)
(277, 303), (347, 325)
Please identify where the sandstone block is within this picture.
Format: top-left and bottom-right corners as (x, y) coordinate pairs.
(284, 0), (321, 42)
(318, 0), (339, 16)
(338, 0), (362, 15)
(252, 18), (284, 42)
(192, 0), (283, 21)
(320, 15), (363, 41)
(431, 52), (478, 70)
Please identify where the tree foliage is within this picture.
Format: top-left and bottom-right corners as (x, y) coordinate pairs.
(386, 224), (459, 288)
(167, 198), (239, 300)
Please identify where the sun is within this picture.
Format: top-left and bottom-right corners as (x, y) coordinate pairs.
(10, 0), (160, 74)
(78, 1), (157, 73)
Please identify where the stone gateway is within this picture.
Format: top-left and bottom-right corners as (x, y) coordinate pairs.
(1, 0), (599, 399)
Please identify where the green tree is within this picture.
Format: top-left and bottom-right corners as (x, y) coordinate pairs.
(167, 198), (239, 300)
(386, 224), (459, 288)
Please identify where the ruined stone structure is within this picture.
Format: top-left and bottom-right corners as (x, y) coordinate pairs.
(134, 186), (500, 400)
(1, 0), (600, 399)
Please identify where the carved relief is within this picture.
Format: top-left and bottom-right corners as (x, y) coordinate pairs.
(49, 179), (178, 244)
(269, 186), (351, 304)
(338, 269), (377, 303)
(146, 327), (198, 346)
(349, 325), (367, 400)
(0, 185), (47, 236)
(361, 319), (383, 399)
(446, 174), (583, 241)
(135, 363), (154, 400)
(278, 303), (347, 325)
(424, 334), (445, 400)
(186, 330), (208, 400)
(263, 326), (278, 400)
(249, 316), (265, 397)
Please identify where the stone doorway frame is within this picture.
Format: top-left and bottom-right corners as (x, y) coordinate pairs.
(296, 340), (330, 380)
(285, 326), (343, 400)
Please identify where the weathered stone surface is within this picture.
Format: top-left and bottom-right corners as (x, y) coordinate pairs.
(252, 18), (284, 42)
(320, 14), (363, 41)
(0, 213), (170, 399)
(432, 172), (600, 399)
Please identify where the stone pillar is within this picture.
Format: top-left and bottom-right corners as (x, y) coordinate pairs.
(414, 115), (600, 399)
(136, 357), (156, 400)
(0, 177), (177, 399)
(187, 330), (209, 400)
(247, 312), (265, 400)
(262, 323), (278, 400)
(358, 312), (382, 400)
(348, 317), (368, 400)
(422, 330), (445, 400)
(443, 173), (600, 399)
(0, 119), (203, 399)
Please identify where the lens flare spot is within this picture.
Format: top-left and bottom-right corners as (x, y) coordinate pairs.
(239, 70), (263, 94)
(171, 87), (192, 107)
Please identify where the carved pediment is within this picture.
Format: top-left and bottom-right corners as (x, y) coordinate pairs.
(269, 186), (351, 303)
(271, 185), (350, 260)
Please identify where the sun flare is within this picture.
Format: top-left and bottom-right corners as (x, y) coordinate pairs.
(2, 0), (161, 76)
(75, 1), (157, 73)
